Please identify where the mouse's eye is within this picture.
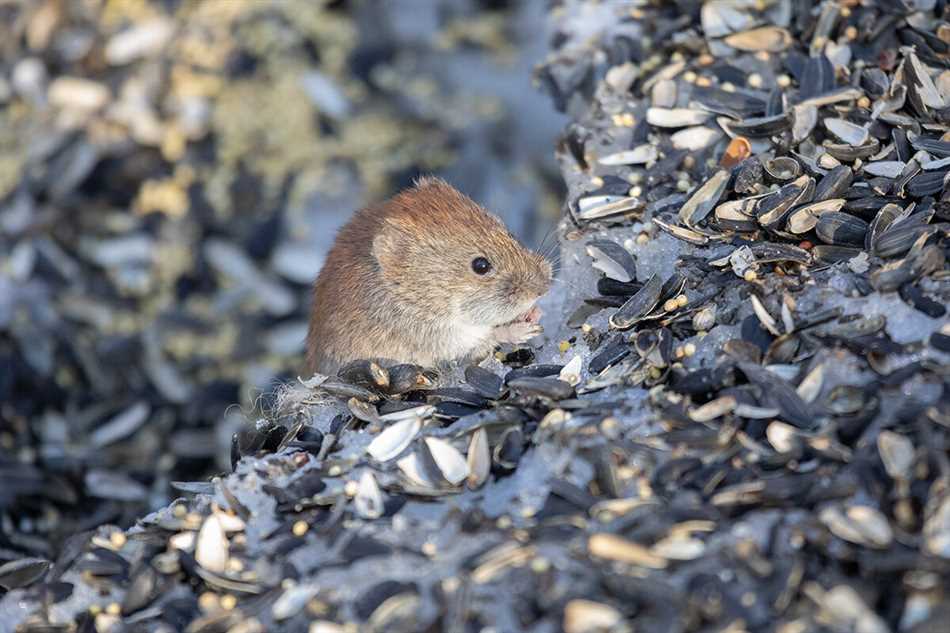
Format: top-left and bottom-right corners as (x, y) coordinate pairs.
(471, 257), (492, 275)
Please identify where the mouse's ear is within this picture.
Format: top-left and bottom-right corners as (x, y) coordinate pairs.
(371, 217), (407, 273)
(486, 211), (506, 226)
(412, 174), (446, 189)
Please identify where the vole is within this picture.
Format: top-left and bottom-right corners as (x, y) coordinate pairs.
(306, 177), (552, 375)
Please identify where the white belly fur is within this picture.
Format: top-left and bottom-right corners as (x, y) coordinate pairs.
(438, 321), (493, 361)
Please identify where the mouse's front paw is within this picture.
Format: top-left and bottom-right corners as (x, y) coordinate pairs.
(492, 321), (543, 345)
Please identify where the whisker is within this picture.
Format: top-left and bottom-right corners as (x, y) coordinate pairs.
(536, 223), (558, 253)
(551, 276), (587, 295)
(540, 239), (562, 261)
(536, 237), (556, 261)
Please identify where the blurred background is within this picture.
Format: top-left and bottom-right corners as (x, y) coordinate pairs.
(0, 0), (564, 553)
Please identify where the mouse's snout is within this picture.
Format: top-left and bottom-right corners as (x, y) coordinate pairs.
(535, 258), (553, 296)
(499, 259), (550, 312)
(521, 254), (553, 300)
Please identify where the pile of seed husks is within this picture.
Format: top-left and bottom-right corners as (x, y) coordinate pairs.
(3, 1), (950, 632)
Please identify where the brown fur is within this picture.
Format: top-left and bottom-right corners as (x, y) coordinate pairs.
(306, 177), (551, 374)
